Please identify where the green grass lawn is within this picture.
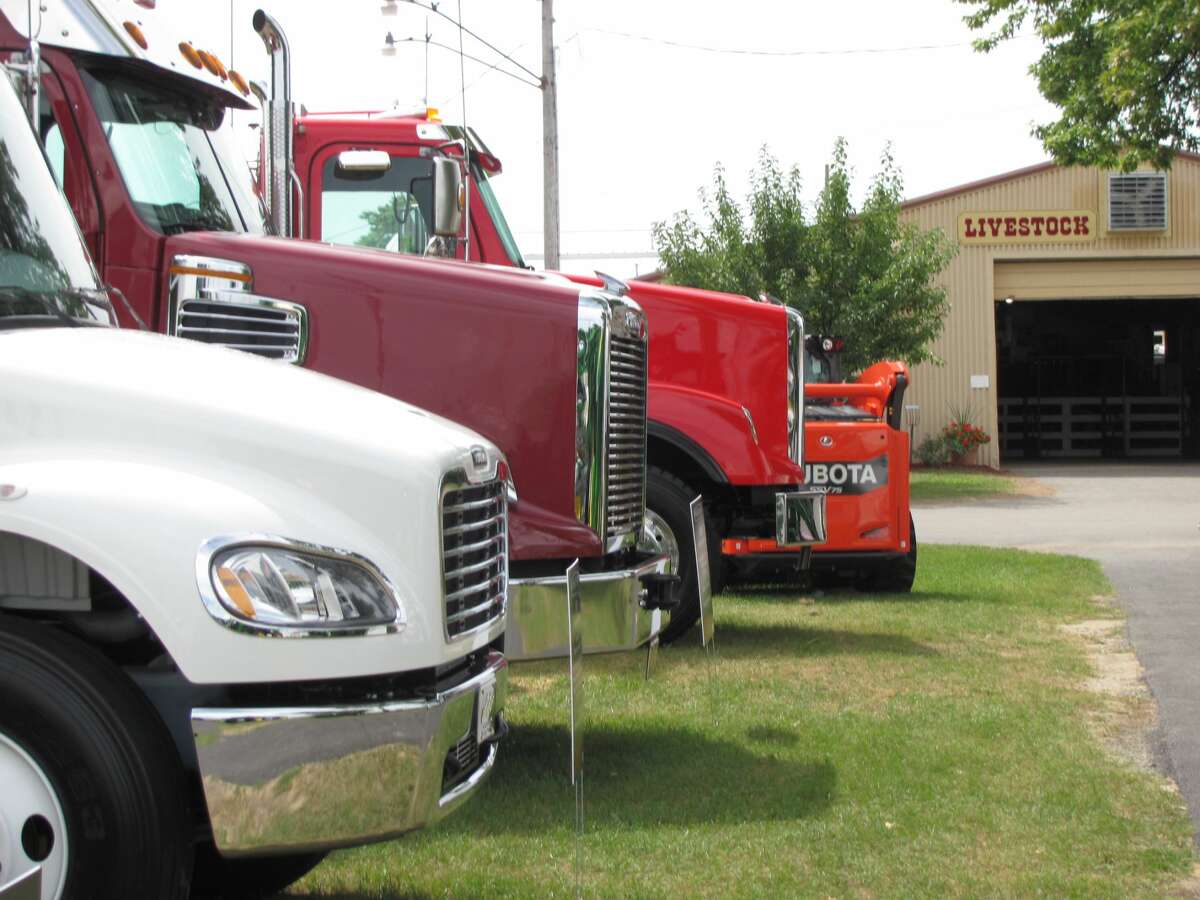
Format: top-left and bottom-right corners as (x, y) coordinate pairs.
(911, 468), (1020, 502)
(288, 547), (1193, 898)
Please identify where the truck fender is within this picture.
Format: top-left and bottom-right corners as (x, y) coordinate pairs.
(648, 383), (770, 485)
(647, 420), (728, 485)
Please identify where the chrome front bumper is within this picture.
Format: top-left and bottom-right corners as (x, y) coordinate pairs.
(776, 488), (828, 546)
(191, 652), (508, 857)
(506, 551), (671, 661)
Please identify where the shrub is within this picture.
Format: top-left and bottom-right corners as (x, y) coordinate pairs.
(916, 434), (955, 466)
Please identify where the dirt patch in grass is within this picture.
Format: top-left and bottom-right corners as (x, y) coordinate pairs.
(1060, 617), (1161, 776)
(1170, 863), (1200, 897)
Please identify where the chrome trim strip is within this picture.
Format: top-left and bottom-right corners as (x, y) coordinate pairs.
(194, 533), (406, 638)
(741, 405), (760, 446)
(192, 652), (508, 855)
(575, 293), (609, 540)
(785, 307), (806, 467)
(505, 552), (670, 661)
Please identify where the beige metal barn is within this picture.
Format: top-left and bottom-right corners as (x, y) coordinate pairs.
(901, 155), (1200, 467)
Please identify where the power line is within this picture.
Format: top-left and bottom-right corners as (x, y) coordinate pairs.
(576, 27), (995, 57)
(386, 0), (541, 81)
(391, 35), (542, 89)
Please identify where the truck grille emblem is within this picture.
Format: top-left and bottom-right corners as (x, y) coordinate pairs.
(471, 447), (488, 468)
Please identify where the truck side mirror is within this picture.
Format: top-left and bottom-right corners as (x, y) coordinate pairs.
(432, 157), (463, 237)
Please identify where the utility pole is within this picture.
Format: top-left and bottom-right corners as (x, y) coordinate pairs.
(541, 0), (560, 270)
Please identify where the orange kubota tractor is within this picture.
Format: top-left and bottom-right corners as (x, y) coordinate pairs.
(721, 337), (916, 592)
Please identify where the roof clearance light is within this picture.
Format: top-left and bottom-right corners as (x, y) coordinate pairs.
(179, 42), (203, 69)
(122, 21), (148, 50)
(197, 50), (228, 80)
(425, 107), (441, 122)
(228, 70), (251, 96)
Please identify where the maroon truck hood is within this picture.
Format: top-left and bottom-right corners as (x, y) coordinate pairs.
(166, 232), (601, 561)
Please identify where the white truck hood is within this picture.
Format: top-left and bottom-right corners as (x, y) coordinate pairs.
(0, 327), (506, 682)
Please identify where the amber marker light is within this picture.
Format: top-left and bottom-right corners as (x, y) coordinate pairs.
(425, 106), (441, 122)
(122, 21), (148, 50)
(169, 263), (252, 284)
(228, 70), (251, 96)
(179, 42), (203, 69)
(197, 50), (228, 80)
(216, 567), (257, 618)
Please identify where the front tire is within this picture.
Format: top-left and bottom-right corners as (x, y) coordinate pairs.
(0, 613), (192, 900)
(191, 844), (327, 899)
(645, 468), (720, 644)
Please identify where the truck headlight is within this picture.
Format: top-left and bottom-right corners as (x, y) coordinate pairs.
(198, 537), (404, 636)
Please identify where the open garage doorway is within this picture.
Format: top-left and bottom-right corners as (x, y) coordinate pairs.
(995, 297), (1200, 459)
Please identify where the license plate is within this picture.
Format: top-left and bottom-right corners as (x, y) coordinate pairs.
(476, 676), (497, 743)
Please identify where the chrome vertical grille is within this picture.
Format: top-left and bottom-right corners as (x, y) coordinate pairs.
(441, 479), (507, 639)
(605, 335), (647, 539)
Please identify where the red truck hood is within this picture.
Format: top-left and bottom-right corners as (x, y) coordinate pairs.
(564, 273), (801, 485)
(164, 231), (603, 561)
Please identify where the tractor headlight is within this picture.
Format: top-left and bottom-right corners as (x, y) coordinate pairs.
(199, 537), (404, 636)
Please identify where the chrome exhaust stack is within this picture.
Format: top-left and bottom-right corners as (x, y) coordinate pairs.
(252, 9), (300, 237)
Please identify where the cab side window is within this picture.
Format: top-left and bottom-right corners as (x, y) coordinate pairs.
(320, 154), (434, 254)
(41, 121), (66, 189)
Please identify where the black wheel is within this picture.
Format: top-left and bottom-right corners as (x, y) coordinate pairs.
(864, 514), (917, 593)
(191, 843), (327, 899)
(0, 613), (192, 900)
(643, 467), (721, 645)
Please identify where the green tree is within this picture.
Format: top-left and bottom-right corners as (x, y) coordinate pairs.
(958, 0), (1200, 170)
(652, 141), (956, 374)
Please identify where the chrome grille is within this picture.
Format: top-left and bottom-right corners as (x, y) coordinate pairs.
(176, 297), (305, 362)
(606, 335), (647, 539)
(441, 480), (507, 639)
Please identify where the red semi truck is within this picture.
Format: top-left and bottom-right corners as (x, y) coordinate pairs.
(279, 100), (827, 641)
(0, 0), (679, 665)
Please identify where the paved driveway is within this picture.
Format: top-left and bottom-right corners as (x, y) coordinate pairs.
(917, 462), (1200, 836)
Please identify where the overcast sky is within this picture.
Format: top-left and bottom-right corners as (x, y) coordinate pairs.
(187, 0), (1055, 276)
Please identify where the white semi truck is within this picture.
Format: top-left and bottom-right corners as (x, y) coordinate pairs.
(0, 66), (509, 900)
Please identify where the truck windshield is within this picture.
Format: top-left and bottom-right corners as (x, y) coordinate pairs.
(79, 65), (266, 236)
(320, 154), (433, 252)
(472, 163), (526, 268)
(0, 73), (113, 329)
